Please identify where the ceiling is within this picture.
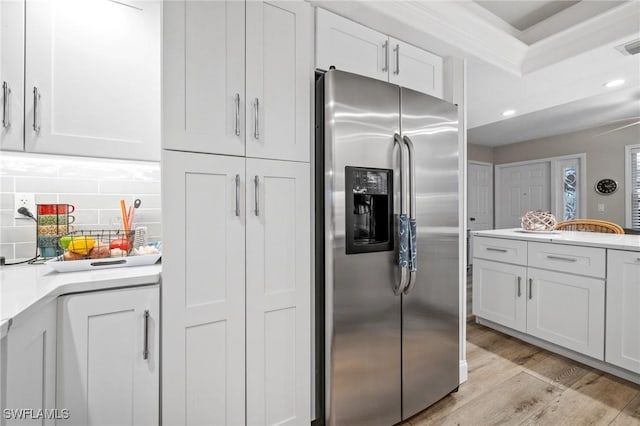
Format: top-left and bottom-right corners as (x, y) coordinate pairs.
(311, 0), (640, 147)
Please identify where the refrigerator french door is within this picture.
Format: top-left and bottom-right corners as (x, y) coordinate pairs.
(316, 69), (459, 425)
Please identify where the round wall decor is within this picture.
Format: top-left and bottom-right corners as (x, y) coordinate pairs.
(594, 178), (618, 195)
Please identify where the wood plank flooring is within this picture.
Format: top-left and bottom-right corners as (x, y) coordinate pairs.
(404, 321), (640, 426)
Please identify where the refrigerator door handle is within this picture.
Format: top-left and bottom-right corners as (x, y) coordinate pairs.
(394, 133), (409, 296)
(402, 135), (417, 295)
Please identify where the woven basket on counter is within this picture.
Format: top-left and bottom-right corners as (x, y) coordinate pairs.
(521, 211), (557, 231)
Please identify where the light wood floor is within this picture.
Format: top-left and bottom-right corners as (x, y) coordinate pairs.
(405, 321), (640, 426)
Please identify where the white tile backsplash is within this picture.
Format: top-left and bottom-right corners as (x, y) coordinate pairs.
(0, 152), (161, 259)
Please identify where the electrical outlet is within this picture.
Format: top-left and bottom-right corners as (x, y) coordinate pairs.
(14, 193), (36, 219)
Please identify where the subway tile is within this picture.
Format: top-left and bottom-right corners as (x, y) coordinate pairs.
(133, 195), (161, 209)
(0, 160), (58, 177)
(0, 226), (36, 244)
(100, 180), (160, 195)
(72, 210), (100, 225)
(16, 177), (100, 194)
(0, 194), (14, 210)
(99, 209), (127, 228)
(131, 208), (161, 224)
(34, 194), (59, 204)
(15, 242), (37, 259)
(0, 243), (14, 259)
(0, 177), (14, 193)
(0, 210), (14, 227)
(58, 194), (125, 210)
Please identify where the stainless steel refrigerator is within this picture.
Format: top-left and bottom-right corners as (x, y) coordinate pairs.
(315, 69), (460, 425)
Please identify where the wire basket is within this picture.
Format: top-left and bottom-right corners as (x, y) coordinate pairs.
(521, 211), (557, 231)
(57, 229), (135, 261)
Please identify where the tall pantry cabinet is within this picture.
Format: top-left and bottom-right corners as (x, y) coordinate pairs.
(162, 1), (312, 425)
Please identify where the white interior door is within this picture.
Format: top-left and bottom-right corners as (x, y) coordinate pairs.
(162, 151), (245, 426)
(388, 38), (443, 98)
(57, 286), (159, 426)
(246, 0), (310, 162)
(0, 0), (24, 151)
(468, 162), (493, 231)
(315, 8), (388, 82)
(25, 0), (161, 161)
(246, 158), (310, 426)
(497, 162), (550, 228)
(163, 0), (245, 156)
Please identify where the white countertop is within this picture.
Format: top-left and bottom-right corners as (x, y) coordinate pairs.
(0, 263), (161, 338)
(472, 228), (640, 252)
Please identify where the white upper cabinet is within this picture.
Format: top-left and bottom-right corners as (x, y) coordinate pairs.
(163, 0), (245, 156)
(246, 158), (310, 426)
(316, 8), (444, 98)
(57, 286), (160, 426)
(0, 0), (24, 151)
(315, 8), (388, 82)
(606, 250), (640, 373)
(24, 0), (161, 161)
(246, 1), (311, 162)
(388, 38), (443, 98)
(162, 150), (246, 426)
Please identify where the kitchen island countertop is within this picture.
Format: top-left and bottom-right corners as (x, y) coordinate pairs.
(471, 228), (640, 252)
(1, 263), (161, 338)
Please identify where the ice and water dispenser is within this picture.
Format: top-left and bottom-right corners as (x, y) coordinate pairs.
(345, 167), (393, 254)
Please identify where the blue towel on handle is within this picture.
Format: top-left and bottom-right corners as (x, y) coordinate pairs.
(398, 214), (409, 268)
(408, 219), (417, 272)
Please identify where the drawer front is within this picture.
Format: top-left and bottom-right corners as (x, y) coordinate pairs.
(528, 242), (605, 278)
(473, 236), (527, 265)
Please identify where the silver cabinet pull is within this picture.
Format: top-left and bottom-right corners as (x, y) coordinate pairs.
(517, 276), (522, 297)
(393, 133), (408, 296)
(253, 98), (260, 140)
(234, 93), (240, 136)
(528, 278), (533, 300)
(33, 87), (41, 134)
(486, 247), (508, 253)
(382, 40), (389, 72)
(235, 174), (240, 217)
(254, 175), (260, 216)
(393, 44), (400, 75)
(546, 255), (577, 262)
(143, 310), (150, 360)
(2, 81), (10, 128)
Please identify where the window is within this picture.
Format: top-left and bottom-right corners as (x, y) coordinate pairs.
(562, 164), (578, 220)
(554, 157), (583, 221)
(626, 144), (640, 229)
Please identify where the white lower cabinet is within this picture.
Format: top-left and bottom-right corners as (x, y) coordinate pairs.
(2, 302), (56, 426)
(472, 239), (605, 361)
(162, 152), (311, 425)
(162, 151), (246, 426)
(246, 158), (310, 425)
(527, 268), (604, 360)
(472, 259), (526, 332)
(57, 285), (160, 426)
(606, 250), (640, 373)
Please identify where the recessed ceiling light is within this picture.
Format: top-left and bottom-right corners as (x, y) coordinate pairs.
(502, 110), (516, 117)
(604, 79), (625, 88)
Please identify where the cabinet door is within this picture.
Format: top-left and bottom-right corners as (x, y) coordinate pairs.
(388, 38), (443, 98)
(163, 0), (245, 156)
(246, 1), (311, 162)
(472, 259), (527, 332)
(527, 268), (604, 360)
(316, 8), (389, 82)
(606, 251), (640, 373)
(3, 302), (56, 426)
(162, 151), (245, 426)
(57, 286), (159, 426)
(246, 159), (310, 425)
(0, 0), (24, 151)
(24, 0), (161, 161)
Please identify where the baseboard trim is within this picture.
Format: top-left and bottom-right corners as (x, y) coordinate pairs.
(477, 317), (640, 385)
(459, 359), (468, 384)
